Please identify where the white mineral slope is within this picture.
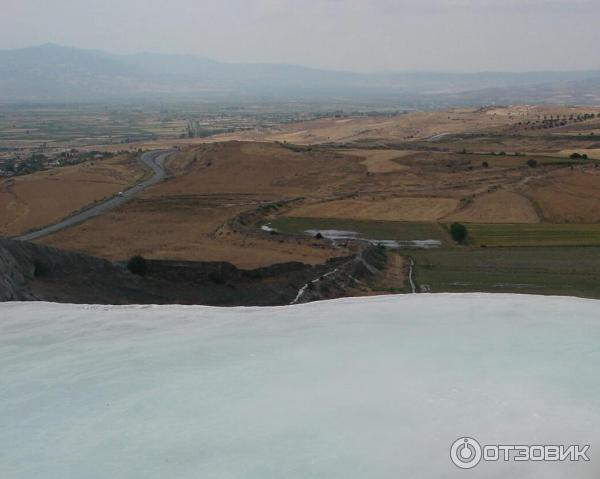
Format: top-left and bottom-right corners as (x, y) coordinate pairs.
(1, 294), (600, 479)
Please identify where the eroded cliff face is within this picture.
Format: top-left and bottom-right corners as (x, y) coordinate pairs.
(0, 237), (387, 306)
(0, 237), (137, 303)
(0, 239), (35, 301)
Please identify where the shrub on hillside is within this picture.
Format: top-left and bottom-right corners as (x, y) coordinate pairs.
(526, 159), (538, 168)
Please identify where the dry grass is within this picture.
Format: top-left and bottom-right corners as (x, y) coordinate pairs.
(444, 190), (540, 224)
(0, 154), (146, 236)
(39, 142), (354, 267)
(36, 139), (600, 267)
(210, 109), (521, 144)
(524, 167), (600, 223)
(88, 107), (562, 150)
(39, 199), (337, 268)
(559, 148), (600, 160)
(339, 149), (414, 173)
(287, 197), (460, 222)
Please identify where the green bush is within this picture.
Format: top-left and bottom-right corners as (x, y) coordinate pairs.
(449, 223), (468, 244)
(526, 159), (538, 168)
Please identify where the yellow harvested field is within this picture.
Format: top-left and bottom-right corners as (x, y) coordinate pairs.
(39, 201), (336, 269)
(286, 197), (460, 222)
(340, 149), (413, 173)
(525, 169), (600, 223)
(0, 155), (146, 236)
(559, 148), (600, 160)
(444, 190), (540, 224)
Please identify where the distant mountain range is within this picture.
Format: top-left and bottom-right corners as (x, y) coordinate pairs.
(1, 44), (600, 106)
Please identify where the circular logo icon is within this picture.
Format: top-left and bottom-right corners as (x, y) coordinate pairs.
(450, 437), (482, 469)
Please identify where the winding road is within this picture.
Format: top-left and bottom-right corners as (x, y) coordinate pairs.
(16, 149), (174, 242)
(426, 132), (451, 142)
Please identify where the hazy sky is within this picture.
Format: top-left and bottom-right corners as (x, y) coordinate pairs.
(2, 0), (599, 72)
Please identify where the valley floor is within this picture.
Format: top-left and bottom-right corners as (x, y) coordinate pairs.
(4, 105), (600, 301)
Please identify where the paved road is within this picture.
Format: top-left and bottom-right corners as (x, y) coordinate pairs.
(16, 149), (174, 242)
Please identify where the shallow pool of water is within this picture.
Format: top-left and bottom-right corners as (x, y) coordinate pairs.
(304, 228), (441, 249)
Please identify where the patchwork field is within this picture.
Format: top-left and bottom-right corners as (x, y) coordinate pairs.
(467, 223), (600, 247)
(410, 247), (600, 298)
(5, 104), (600, 300)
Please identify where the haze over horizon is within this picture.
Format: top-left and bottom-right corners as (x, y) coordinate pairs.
(2, 0), (600, 73)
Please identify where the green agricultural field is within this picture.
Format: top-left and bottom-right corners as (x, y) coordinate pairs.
(410, 246), (600, 298)
(270, 217), (451, 245)
(467, 223), (600, 247)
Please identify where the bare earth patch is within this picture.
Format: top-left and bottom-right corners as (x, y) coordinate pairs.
(339, 149), (414, 173)
(192, 108), (534, 145)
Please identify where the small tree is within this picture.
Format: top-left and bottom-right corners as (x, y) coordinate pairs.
(449, 223), (468, 244)
(526, 159), (538, 168)
(481, 161), (489, 168)
(570, 153), (582, 160)
(127, 255), (147, 276)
